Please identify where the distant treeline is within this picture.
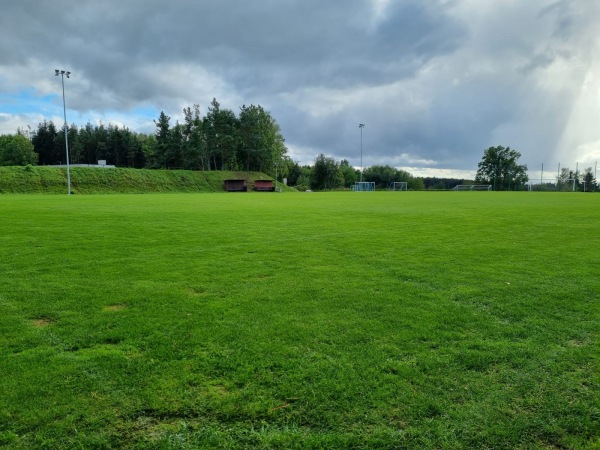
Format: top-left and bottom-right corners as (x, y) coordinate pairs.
(421, 177), (474, 190)
(11, 98), (287, 175)
(285, 154), (470, 191)
(0, 97), (473, 190)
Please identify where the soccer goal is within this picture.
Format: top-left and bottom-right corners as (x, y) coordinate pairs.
(391, 182), (407, 191)
(353, 181), (376, 191)
(453, 184), (492, 191)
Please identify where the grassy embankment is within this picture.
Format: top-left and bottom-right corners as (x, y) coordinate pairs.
(0, 192), (599, 449)
(0, 166), (282, 194)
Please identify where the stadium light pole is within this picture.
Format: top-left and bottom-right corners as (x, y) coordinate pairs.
(55, 69), (71, 195)
(359, 123), (365, 183)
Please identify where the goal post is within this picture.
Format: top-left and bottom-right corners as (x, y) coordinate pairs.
(453, 184), (492, 191)
(353, 181), (376, 191)
(391, 182), (407, 191)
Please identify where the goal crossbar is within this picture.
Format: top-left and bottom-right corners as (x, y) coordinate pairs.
(353, 181), (376, 192)
(453, 184), (492, 191)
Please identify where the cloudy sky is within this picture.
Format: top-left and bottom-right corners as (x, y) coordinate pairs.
(1, 0), (599, 179)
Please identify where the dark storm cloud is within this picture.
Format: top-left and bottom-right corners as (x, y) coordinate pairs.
(1, 0), (599, 175)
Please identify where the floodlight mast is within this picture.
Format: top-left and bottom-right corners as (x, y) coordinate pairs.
(55, 69), (71, 195)
(359, 123), (365, 182)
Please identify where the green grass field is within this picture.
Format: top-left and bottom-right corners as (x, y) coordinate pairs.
(1, 192), (599, 449)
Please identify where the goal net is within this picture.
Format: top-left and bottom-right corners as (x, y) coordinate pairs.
(353, 181), (376, 191)
(453, 184), (492, 191)
(391, 182), (407, 191)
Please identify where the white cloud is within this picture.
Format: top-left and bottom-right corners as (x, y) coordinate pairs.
(0, 113), (38, 135)
(402, 167), (476, 180)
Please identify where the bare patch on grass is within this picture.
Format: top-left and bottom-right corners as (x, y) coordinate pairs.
(212, 384), (229, 395)
(103, 304), (127, 312)
(31, 318), (53, 327)
(120, 415), (182, 444)
(567, 339), (587, 348)
(188, 287), (206, 297)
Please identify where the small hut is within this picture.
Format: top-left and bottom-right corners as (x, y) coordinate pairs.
(223, 179), (248, 192)
(253, 180), (275, 192)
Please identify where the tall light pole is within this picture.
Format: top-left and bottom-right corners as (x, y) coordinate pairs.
(359, 123), (365, 182)
(55, 69), (71, 195)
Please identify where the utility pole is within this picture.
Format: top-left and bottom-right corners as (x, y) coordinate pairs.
(55, 69), (72, 195)
(359, 123), (365, 183)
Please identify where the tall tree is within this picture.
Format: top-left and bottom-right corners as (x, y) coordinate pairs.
(295, 165), (313, 189)
(78, 122), (97, 165)
(95, 122), (109, 164)
(581, 167), (597, 192)
(204, 99), (239, 170)
(116, 127), (137, 167)
(32, 120), (59, 165)
(261, 112), (286, 176)
(475, 145), (528, 190)
(339, 159), (358, 187)
(238, 104), (263, 171)
(167, 123), (185, 169)
(311, 154), (342, 190)
(139, 134), (158, 168)
(182, 104), (206, 170)
(286, 160), (304, 186)
(238, 104), (287, 174)
(0, 134), (38, 166)
(154, 111), (171, 168)
(66, 124), (84, 164)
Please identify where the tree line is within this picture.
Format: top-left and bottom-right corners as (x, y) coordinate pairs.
(7, 118), (577, 192)
(475, 145), (598, 191)
(285, 154), (425, 191)
(1, 119), (433, 190)
(151, 99), (287, 173)
(0, 98), (287, 175)
(555, 167), (598, 192)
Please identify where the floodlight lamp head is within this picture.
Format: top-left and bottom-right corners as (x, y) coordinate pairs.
(359, 123), (365, 128)
(55, 69), (59, 76)
(66, 71), (71, 78)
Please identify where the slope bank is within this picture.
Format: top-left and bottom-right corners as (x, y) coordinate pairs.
(0, 166), (284, 194)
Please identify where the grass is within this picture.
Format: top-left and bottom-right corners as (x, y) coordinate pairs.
(0, 191), (599, 449)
